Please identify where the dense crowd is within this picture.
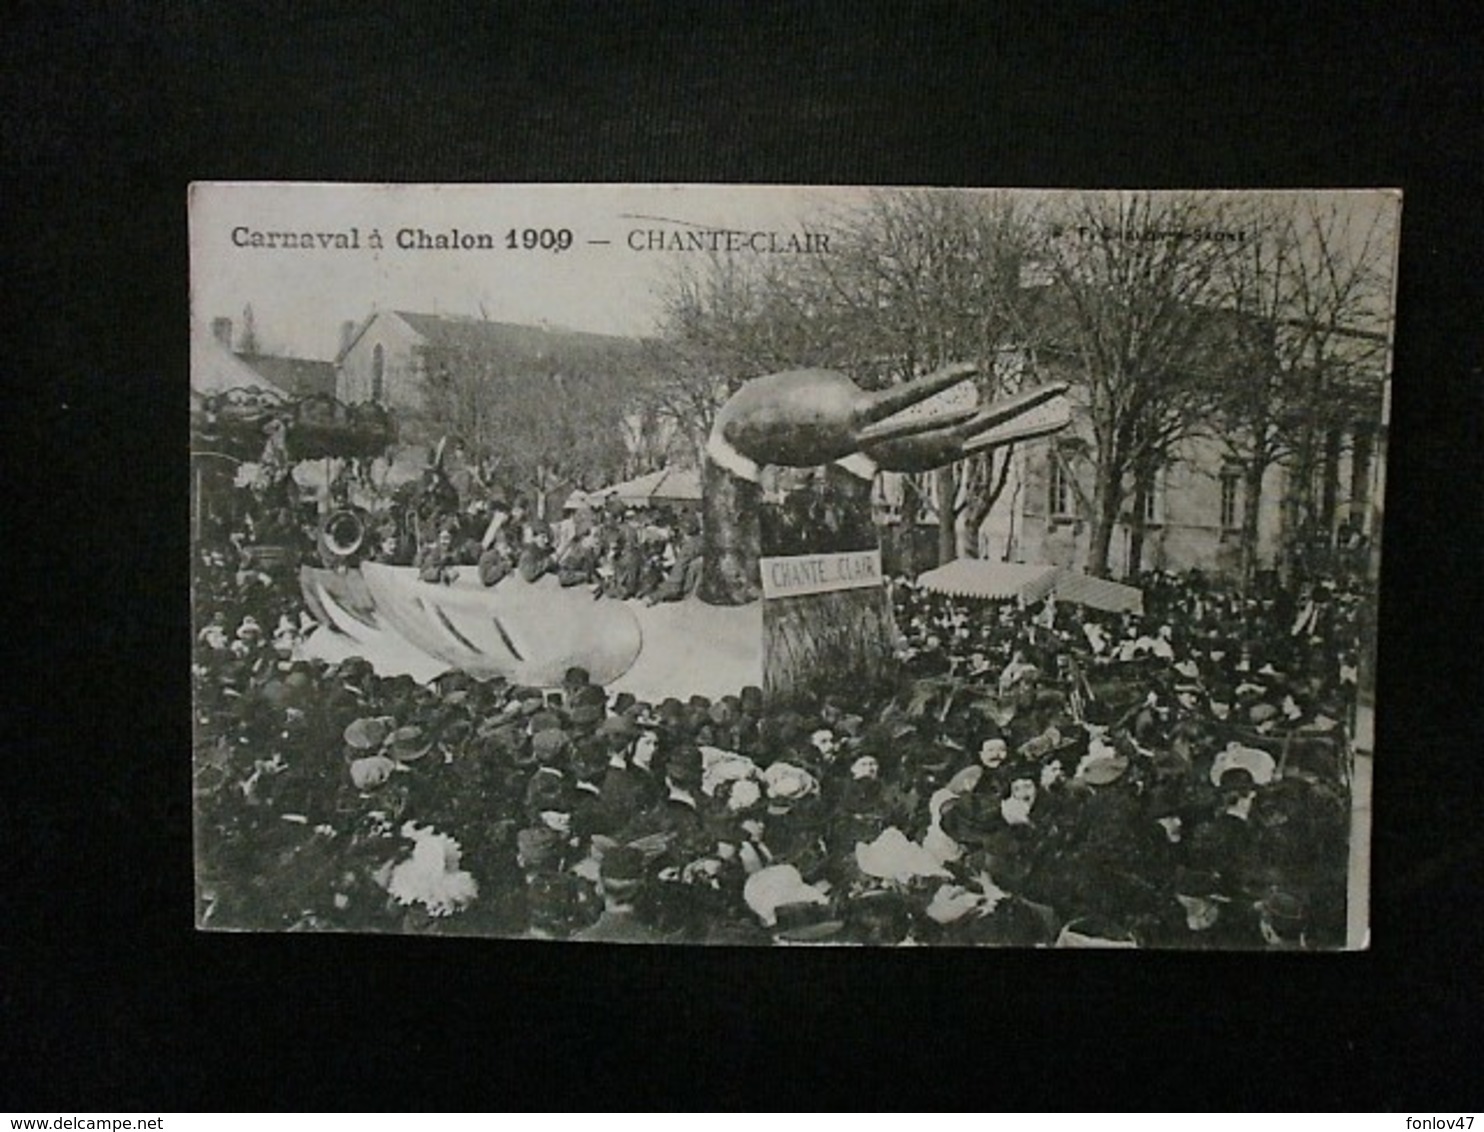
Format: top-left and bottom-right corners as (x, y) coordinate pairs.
(194, 492), (1359, 946)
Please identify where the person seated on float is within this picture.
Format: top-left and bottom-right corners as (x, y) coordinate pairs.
(506, 496), (532, 541)
(477, 528), (516, 587)
(587, 520), (617, 596)
(562, 494), (599, 555)
(556, 529), (602, 588)
(640, 506), (672, 549)
(516, 522), (555, 584)
(416, 463), (460, 524)
(452, 513), (485, 566)
(646, 516), (705, 605)
(480, 496), (512, 545)
(415, 525), (460, 585)
(602, 527), (644, 600)
(444, 440), (479, 505)
(634, 537), (667, 601)
(367, 524), (404, 565)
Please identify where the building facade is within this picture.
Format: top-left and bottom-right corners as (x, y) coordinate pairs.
(878, 394), (1378, 583)
(999, 427), (1290, 578)
(335, 311), (432, 416)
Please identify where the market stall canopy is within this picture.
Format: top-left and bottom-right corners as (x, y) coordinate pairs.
(919, 561), (1059, 604)
(1053, 570), (1144, 615)
(583, 466), (703, 507)
(917, 560), (1143, 615)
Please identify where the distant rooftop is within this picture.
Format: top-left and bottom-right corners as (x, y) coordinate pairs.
(234, 353), (338, 399)
(394, 311), (637, 354)
(335, 310), (642, 367)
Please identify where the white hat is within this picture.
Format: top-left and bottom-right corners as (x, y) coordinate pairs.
(700, 747), (758, 797)
(925, 884), (985, 925)
(762, 761), (819, 801)
(725, 779), (762, 813)
(855, 827), (952, 883)
(743, 865), (828, 927)
(1210, 742), (1276, 787)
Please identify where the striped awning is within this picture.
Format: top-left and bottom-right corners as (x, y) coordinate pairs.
(1054, 570), (1144, 615)
(917, 560), (1143, 615)
(582, 466), (703, 506)
(917, 560), (1060, 604)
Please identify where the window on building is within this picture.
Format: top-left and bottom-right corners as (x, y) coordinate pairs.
(371, 343), (385, 402)
(1141, 469), (1165, 526)
(1049, 450), (1073, 517)
(1220, 470), (1242, 531)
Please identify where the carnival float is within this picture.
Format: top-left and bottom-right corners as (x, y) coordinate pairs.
(193, 364), (1072, 703)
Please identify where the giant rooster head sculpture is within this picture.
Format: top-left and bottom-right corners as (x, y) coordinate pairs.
(707, 363), (1070, 481)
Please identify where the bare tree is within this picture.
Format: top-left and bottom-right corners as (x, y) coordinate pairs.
(1036, 192), (1242, 577)
(807, 191), (1048, 564)
(1213, 194), (1394, 585)
(417, 328), (646, 510)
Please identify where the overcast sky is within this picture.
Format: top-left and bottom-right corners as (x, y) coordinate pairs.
(190, 183), (1400, 360)
(191, 183), (877, 357)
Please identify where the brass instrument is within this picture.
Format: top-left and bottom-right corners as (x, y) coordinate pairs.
(318, 507), (368, 564)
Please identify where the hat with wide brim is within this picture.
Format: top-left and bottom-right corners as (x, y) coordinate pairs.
(1210, 743), (1276, 787)
(1174, 866), (1233, 902)
(1054, 917), (1139, 948)
(938, 792), (1005, 848)
(1248, 702), (1281, 725)
(855, 826), (953, 883)
(344, 716), (393, 751)
(1259, 888), (1308, 931)
(385, 725), (434, 761)
(1017, 726), (1082, 760)
(1077, 754), (1130, 786)
(742, 864), (828, 927)
(770, 900), (846, 942)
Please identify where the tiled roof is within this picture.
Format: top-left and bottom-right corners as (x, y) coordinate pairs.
(236, 354), (338, 398)
(393, 311), (639, 362)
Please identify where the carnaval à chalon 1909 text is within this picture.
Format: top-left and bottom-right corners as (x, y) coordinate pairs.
(228, 224), (833, 255)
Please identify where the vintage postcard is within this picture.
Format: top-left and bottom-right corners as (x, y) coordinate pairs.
(191, 183), (1399, 947)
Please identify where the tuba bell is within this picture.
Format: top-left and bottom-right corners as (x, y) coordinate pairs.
(319, 507), (367, 564)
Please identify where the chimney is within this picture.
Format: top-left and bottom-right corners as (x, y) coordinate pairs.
(338, 320), (356, 358)
(212, 317), (234, 350)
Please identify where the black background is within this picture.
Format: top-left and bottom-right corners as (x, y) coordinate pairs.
(4, 1), (1481, 1112)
